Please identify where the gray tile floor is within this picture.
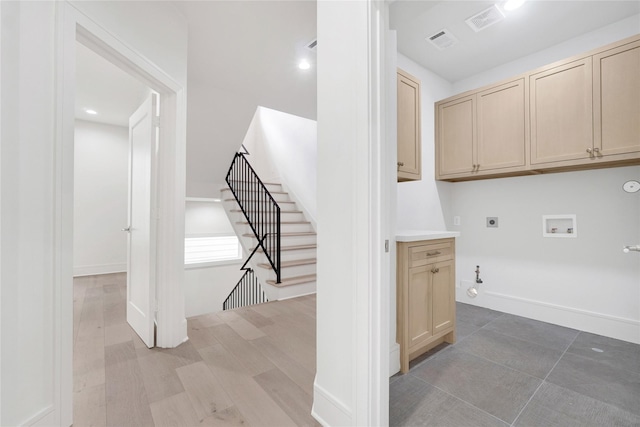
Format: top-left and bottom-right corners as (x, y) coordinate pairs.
(390, 303), (640, 427)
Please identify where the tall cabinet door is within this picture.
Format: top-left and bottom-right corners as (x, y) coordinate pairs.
(530, 58), (593, 164)
(593, 40), (640, 157)
(432, 260), (455, 335)
(397, 69), (422, 181)
(477, 79), (527, 171)
(437, 95), (475, 176)
(407, 265), (432, 349)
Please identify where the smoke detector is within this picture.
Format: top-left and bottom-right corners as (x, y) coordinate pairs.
(426, 29), (458, 50)
(465, 5), (505, 32)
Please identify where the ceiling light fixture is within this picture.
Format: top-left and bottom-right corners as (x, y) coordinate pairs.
(504, 0), (526, 11)
(298, 59), (311, 70)
(85, 109), (98, 115)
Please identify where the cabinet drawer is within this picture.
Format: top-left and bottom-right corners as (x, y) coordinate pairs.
(409, 241), (453, 267)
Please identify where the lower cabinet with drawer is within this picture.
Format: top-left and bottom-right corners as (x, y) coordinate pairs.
(397, 238), (456, 373)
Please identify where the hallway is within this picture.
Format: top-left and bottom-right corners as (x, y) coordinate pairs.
(73, 273), (319, 426)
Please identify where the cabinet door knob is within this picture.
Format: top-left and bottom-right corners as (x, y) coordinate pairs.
(431, 267), (440, 274)
(586, 148), (592, 154)
(594, 147), (600, 153)
(397, 161), (404, 167)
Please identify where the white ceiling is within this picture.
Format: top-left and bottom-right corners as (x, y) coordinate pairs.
(75, 1), (639, 133)
(75, 42), (150, 127)
(176, 0), (317, 120)
(390, 0), (640, 83)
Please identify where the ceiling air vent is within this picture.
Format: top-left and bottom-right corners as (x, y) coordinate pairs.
(465, 5), (505, 32)
(306, 39), (318, 52)
(427, 29), (458, 50)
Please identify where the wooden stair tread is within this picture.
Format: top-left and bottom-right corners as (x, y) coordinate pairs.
(267, 274), (316, 287)
(252, 243), (317, 252)
(225, 181), (281, 186)
(258, 258), (316, 269)
(243, 232), (316, 238)
(222, 188), (288, 195)
(231, 209), (303, 214)
(224, 198), (295, 204)
(236, 221), (311, 225)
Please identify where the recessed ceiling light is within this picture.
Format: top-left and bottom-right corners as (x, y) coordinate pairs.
(298, 59), (311, 70)
(504, 0), (526, 11)
(85, 109), (98, 115)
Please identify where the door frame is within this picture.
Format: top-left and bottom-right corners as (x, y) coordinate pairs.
(55, 3), (187, 424)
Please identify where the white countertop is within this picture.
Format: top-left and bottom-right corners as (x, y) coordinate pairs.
(396, 230), (460, 242)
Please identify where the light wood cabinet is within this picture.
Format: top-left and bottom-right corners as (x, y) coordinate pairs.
(593, 39), (640, 158)
(397, 238), (456, 374)
(477, 79), (527, 171)
(530, 58), (593, 165)
(397, 69), (421, 182)
(436, 95), (475, 176)
(436, 34), (640, 181)
(436, 79), (527, 179)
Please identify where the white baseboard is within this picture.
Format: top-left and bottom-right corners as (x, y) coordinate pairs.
(389, 342), (400, 376)
(73, 263), (126, 277)
(312, 379), (352, 426)
(483, 291), (640, 344)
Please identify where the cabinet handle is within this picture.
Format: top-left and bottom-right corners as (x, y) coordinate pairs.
(586, 148), (592, 154)
(426, 251), (441, 256)
(431, 267), (440, 274)
(594, 147), (600, 153)
(397, 161), (404, 166)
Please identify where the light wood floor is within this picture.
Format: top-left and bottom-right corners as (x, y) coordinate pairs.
(73, 273), (319, 426)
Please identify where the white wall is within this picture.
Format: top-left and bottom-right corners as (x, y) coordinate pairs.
(73, 120), (128, 276)
(185, 200), (233, 235)
(184, 264), (243, 318)
(0, 1), (188, 425)
(1, 3), (57, 425)
(451, 166), (640, 343)
(242, 107), (318, 227)
(184, 200), (244, 318)
(315, 1), (389, 425)
(396, 54), (453, 231)
(398, 16), (640, 344)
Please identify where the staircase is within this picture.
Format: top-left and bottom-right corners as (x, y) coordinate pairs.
(222, 182), (317, 301)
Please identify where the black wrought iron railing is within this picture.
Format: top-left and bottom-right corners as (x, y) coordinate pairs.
(225, 152), (281, 283)
(223, 268), (268, 310)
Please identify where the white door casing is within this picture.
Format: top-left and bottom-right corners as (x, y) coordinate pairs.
(126, 93), (158, 348)
(48, 2), (188, 425)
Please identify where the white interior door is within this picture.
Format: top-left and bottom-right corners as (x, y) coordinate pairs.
(126, 92), (158, 348)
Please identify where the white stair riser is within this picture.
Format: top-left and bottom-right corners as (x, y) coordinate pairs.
(231, 211), (305, 222)
(283, 238), (316, 249)
(247, 234), (316, 247)
(252, 248), (317, 265)
(222, 189), (291, 203)
(237, 223), (314, 235)
(224, 200), (299, 213)
(269, 263), (317, 278)
(273, 282), (317, 301)
(224, 183), (283, 193)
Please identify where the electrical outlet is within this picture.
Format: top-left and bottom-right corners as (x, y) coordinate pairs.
(487, 217), (498, 228)
(453, 216), (461, 226)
